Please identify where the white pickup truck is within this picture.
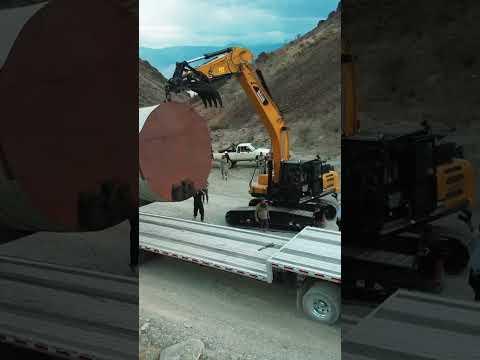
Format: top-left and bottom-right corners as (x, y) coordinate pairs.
(213, 143), (270, 166)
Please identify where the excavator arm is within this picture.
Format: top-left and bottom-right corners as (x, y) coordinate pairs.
(166, 47), (290, 181)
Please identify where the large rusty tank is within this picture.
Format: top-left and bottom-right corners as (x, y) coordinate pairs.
(0, 1), (211, 233)
(139, 102), (212, 203)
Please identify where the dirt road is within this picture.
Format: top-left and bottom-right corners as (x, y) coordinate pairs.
(140, 256), (340, 360)
(139, 162), (341, 360)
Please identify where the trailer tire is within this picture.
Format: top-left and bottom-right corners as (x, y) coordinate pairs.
(302, 281), (340, 324)
(323, 204), (337, 221)
(229, 161), (237, 169)
(443, 237), (470, 275)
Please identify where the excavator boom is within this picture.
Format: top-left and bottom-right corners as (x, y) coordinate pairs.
(166, 47), (290, 182)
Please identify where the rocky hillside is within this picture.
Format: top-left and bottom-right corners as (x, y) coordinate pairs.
(342, 0), (480, 164)
(193, 9), (341, 159)
(138, 59), (167, 107)
(343, 0), (480, 204)
(139, 59), (189, 107)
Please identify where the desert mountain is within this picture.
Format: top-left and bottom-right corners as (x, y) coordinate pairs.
(138, 59), (167, 107)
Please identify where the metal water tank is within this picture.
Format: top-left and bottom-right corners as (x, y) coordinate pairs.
(139, 102), (212, 203)
(0, 1), (139, 231)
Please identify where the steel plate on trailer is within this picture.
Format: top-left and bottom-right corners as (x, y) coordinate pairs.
(139, 213), (290, 282)
(0, 255), (138, 360)
(268, 226), (341, 282)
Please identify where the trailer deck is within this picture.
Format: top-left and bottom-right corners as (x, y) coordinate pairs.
(139, 213), (342, 284)
(140, 213), (290, 282)
(342, 289), (480, 359)
(0, 255), (138, 360)
(269, 226), (341, 283)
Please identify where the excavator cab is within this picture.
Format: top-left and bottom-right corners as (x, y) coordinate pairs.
(276, 160), (337, 206)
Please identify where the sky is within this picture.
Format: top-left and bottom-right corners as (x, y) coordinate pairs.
(139, 0), (339, 49)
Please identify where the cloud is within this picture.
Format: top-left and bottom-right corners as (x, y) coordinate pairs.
(139, 0), (338, 48)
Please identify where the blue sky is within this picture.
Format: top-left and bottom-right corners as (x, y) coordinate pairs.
(139, 0), (339, 48)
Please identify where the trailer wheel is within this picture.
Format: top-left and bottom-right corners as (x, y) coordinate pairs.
(439, 237), (469, 275)
(302, 281), (340, 324)
(323, 204), (337, 221)
(229, 161), (237, 168)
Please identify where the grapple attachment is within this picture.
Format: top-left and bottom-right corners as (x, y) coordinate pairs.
(165, 60), (224, 108)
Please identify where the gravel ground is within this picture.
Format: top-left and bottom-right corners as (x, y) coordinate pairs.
(140, 257), (340, 360)
(139, 161), (341, 360)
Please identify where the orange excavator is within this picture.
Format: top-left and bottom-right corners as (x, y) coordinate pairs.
(341, 39), (476, 298)
(166, 47), (340, 230)
(341, 39), (475, 239)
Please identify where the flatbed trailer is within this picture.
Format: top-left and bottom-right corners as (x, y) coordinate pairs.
(343, 289), (480, 359)
(342, 222), (473, 303)
(0, 255), (138, 360)
(139, 213), (342, 324)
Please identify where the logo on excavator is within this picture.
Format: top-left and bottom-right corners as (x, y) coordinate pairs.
(253, 85), (268, 105)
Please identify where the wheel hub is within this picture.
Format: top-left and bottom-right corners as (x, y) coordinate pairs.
(312, 298), (330, 319)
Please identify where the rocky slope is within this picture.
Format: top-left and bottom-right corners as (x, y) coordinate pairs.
(343, 0), (480, 202)
(138, 59), (167, 107)
(342, 0), (480, 163)
(139, 58), (188, 107)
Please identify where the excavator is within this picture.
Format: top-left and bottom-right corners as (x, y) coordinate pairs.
(341, 39), (476, 298)
(165, 47), (340, 230)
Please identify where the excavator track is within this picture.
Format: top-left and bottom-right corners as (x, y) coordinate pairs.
(226, 205), (336, 231)
(226, 206), (312, 231)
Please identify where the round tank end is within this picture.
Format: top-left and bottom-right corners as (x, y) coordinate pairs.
(0, 0), (138, 232)
(139, 102), (212, 202)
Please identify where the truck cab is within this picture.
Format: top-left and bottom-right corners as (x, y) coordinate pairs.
(236, 143), (255, 153)
(236, 143), (266, 161)
(213, 143), (270, 163)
